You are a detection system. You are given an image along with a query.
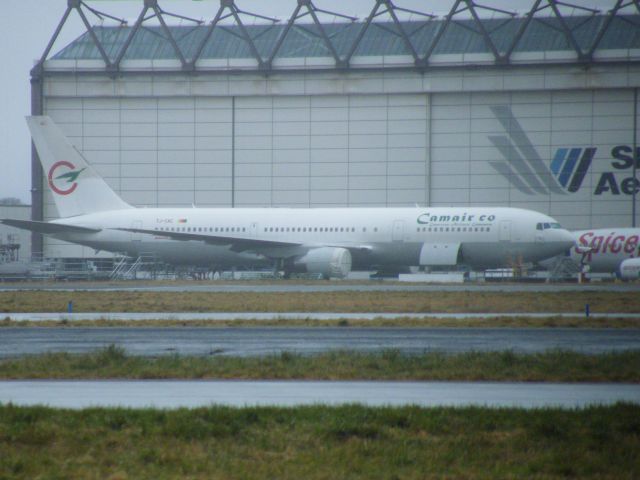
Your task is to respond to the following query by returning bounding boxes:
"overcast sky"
[0,0,609,204]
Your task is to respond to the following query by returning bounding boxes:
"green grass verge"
[2,290,640,314]
[2,347,639,382]
[1,403,639,479]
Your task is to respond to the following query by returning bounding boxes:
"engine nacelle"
[619,258,640,280]
[293,247,352,279]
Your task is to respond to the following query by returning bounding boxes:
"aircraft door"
[131,220,143,242]
[499,220,511,242]
[392,220,405,242]
[250,222,259,238]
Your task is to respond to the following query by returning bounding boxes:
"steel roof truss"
[174,25,203,43]
[227,7,267,69]
[465,2,503,61]
[38,0,128,74]
[533,16,569,34]
[392,5,436,19]
[39,0,640,75]
[547,0,589,61]
[618,15,640,26]
[250,23,279,42]
[306,4,343,63]
[82,3,127,24]
[34,4,73,77]
[111,1,199,72]
[156,8,203,25]
[588,0,637,59]
[268,1,349,70]
[293,23,327,41]
[189,1,277,71]
[571,15,599,31]
[482,17,516,35]
[371,22,407,38]
[512,0,601,62]
[384,2,421,65]
[234,7,280,23]
[313,7,357,22]
[113,5,150,71]
[504,0,542,61]
[140,25,172,41]
[348,0,434,68]
[344,1,390,67]
[422,0,465,65]
[76,5,115,68]
[150,5,189,68]
[266,3,305,69]
[218,25,251,42]
[189,4,227,70]
[554,1,599,14]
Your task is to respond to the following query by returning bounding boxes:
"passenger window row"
[263,226,379,233]
[157,226,247,233]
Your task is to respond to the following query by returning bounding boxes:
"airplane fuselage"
[51,206,574,270]
[571,228,640,273]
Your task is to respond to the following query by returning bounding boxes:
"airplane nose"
[558,229,576,246]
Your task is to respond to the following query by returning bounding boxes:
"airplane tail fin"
[26,116,132,218]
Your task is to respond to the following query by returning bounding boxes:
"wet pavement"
[1,327,639,357]
[1,380,637,409]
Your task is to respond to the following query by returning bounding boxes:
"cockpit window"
[537,222,563,230]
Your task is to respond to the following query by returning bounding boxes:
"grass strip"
[1,403,639,479]
[1,347,639,382]
[1,290,640,314]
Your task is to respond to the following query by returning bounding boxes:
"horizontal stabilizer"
[1,219,101,235]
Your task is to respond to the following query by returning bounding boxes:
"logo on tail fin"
[48,161,86,196]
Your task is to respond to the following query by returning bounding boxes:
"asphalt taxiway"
[1,380,638,409]
[2,327,639,357]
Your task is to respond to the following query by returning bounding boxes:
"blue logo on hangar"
[488,105,639,196]
[549,147,596,193]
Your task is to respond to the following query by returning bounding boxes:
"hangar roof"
[36,0,640,75]
[54,15,640,62]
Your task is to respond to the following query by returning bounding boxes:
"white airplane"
[1,116,575,278]
[571,228,640,279]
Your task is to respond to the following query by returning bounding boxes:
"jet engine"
[619,258,640,280]
[292,247,352,279]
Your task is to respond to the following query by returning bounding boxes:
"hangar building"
[31,0,640,260]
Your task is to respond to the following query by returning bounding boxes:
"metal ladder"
[548,256,581,282]
[110,256,142,280]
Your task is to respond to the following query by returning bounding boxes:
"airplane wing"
[116,226,373,257]
[1,219,101,235]
[116,226,301,253]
